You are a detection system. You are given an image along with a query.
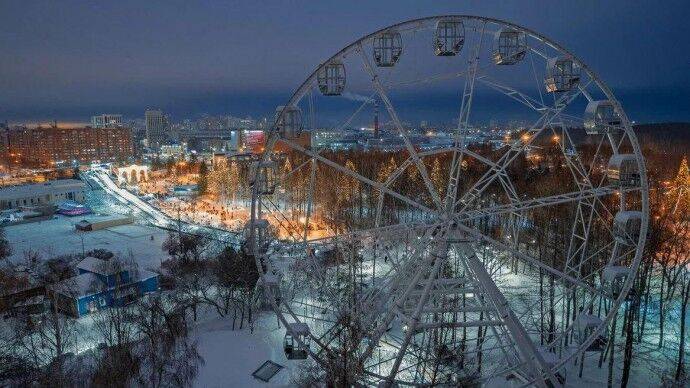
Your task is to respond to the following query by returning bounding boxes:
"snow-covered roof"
[603,266,630,281]
[575,314,603,329]
[287,322,309,335]
[51,272,104,297]
[137,269,158,282]
[77,256,118,276]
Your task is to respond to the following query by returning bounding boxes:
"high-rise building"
[145,109,168,150]
[91,114,123,128]
[1,125,134,167]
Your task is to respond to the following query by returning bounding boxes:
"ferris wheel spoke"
[454,222,603,297]
[445,22,486,211]
[454,85,587,213]
[358,44,445,211]
[381,239,449,383]
[477,76,584,124]
[454,185,621,224]
[358,225,446,366]
[462,250,563,388]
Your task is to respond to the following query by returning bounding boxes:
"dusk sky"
[1,0,688,123]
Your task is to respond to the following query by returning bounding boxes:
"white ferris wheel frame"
[249,15,649,387]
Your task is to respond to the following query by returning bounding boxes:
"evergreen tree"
[431,157,445,198]
[197,162,209,195]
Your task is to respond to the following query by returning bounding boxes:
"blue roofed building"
[49,256,159,317]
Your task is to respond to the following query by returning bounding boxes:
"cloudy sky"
[0,0,688,123]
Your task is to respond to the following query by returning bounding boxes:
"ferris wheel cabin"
[492,28,527,65]
[613,211,642,245]
[574,314,608,352]
[284,322,310,360]
[275,105,303,139]
[373,31,403,67]
[544,56,580,93]
[584,100,622,135]
[250,161,277,195]
[317,61,346,96]
[433,19,465,56]
[603,265,631,299]
[245,219,270,255]
[255,273,281,308]
[607,154,640,187]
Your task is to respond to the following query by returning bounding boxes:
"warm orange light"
[521,134,530,142]
[552,135,560,143]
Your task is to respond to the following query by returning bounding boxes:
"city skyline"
[1,0,689,123]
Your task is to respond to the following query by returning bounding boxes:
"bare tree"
[133,293,204,388]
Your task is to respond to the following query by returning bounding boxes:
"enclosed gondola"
[275,105,303,139]
[255,273,281,309]
[492,28,527,65]
[284,322,310,360]
[607,154,640,187]
[584,100,621,135]
[613,211,642,245]
[433,19,465,56]
[545,56,580,93]
[373,31,403,67]
[602,265,631,299]
[574,314,608,352]
[317,61,346,96]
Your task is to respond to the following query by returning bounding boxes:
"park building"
[0,179,86,210]
[49,256,159,317]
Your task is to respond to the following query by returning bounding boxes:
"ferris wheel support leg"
[464,252,562,388]
[383,240,448,385]
[359,226,443,363]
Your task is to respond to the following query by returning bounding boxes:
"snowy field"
[4,215,169,271]
[192,311,301,387]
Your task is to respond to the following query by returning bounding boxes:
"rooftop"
[0,179,85,199]
[76,256,120,276]
[51,272,103,297]
[4,215,168,271]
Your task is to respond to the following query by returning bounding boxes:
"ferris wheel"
[248,15,648,387]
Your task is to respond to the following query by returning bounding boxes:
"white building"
[0,179,86,210]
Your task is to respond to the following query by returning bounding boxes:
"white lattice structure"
[250,16,648,387]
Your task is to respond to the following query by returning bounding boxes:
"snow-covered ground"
[4,215,168,270]
[192,311,301,387]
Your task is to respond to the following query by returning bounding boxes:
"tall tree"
[197,162,209,195]
[0,227,11,261]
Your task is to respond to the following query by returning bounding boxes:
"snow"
[192,313,301,387]
[4,214,169,271]
[51,272,102,296]
[76,256,113,275]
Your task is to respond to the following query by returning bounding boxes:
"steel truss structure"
[249,15,648,387]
